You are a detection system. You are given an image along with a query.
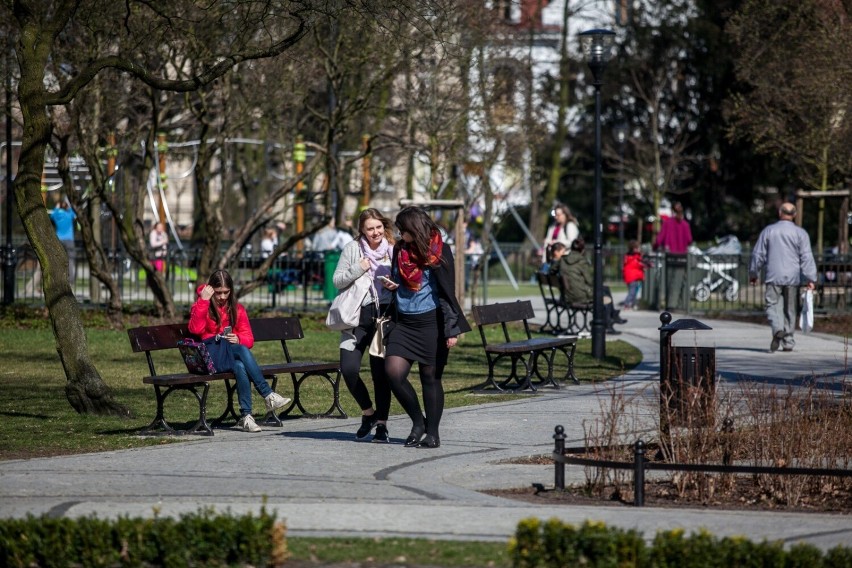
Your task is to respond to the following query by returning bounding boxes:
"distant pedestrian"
[621,239,646,310]
[149,222,169,273]
[541,203,579,270]
[748,203,817,352]
[654,202,692,310]
[49,199,77,283]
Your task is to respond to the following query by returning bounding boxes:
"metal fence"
[3,240,849,314]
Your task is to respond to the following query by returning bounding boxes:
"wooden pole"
[156,132,167,225]
[360,134,371,209]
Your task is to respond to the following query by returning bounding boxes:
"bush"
[509,518,851,568]
[0,507,287,567]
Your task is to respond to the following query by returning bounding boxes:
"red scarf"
[398,230,443,291]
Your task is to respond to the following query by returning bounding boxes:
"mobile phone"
[223,326,232,335]
[379,275,396,286]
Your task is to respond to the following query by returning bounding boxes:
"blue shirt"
[394,267,439,314]
[49,207,76,242]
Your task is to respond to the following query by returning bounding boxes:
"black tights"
[385,355,444,438]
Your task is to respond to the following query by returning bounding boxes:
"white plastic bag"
[325,273,371,330]
[799,289,813,334]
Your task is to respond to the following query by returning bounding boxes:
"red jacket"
[188,285,254,348]
[623,252,645,285]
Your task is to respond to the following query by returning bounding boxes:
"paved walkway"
[0,297,849,551]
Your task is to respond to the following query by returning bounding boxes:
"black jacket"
[392,242,471,339]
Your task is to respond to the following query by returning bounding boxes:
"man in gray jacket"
[748,203,817,352]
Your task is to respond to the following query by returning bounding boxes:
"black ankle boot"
[417,434,440,448]
[404,423,425,447]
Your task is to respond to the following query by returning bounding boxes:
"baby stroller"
[689,235,741,302]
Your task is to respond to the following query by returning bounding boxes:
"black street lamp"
[3,40,15,306]
[579,29,616,360]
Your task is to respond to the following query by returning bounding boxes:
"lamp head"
[579,29,616,86]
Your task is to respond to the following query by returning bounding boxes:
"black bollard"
[634,439,646,506]
[554,425,566,490]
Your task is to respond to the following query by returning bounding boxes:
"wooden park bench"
[535,272,592,336]
[471,300,579,392]
[127,316,345,436]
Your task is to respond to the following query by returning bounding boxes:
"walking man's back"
[748,203,817,352]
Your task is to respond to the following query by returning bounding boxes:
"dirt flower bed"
[486,478,852,514]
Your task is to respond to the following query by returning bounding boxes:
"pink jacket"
[187,284,254,347]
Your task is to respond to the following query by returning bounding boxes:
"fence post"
[634,439,646,506]
[722,417,734,466]
[554,425,566,490]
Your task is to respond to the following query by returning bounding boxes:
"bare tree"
[726,0,852,252]
[5,0,308,414]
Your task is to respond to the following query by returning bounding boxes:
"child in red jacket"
[189,269,290,432]
[622,240,646,310]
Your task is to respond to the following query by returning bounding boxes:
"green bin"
[323,250,341,300]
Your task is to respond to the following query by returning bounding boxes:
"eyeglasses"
[213,288,231,296]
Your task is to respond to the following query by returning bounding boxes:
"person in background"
[654,201,692,310]
[260,227,279,259]
[464,234,484,289]
[189,270,291,432]
[149,222,169,273]
[49,199,77,283]
[748,203,817,353]
[621,239,646,310]
[551,237,625,334]
[309,218,352,252]
[332,208,396,443]
[541,203,579,270]
[386,206,471,449]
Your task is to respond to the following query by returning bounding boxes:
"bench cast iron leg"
[277,372,347,419]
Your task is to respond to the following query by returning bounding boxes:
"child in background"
[622,239,645,310]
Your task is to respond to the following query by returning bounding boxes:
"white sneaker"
[236,415,262,433]
[264,392,291,413]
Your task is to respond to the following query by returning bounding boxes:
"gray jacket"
[748,220,817,286]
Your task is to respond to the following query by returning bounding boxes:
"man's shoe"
[612,310,628,324]
[770,331,784,352]
[355,414,377,440]
[236,415,262,433]
[264,392,291,414]
[782,347,794,352]
[372,423,390,443]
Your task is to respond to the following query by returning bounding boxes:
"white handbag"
[325,249,372,331]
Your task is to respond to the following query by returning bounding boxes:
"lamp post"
[579,28,616,360]
[3,40,15,305]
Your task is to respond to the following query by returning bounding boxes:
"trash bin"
[323,250,340,301]
[658,312,715,434]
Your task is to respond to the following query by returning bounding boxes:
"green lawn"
[0,308,640,460]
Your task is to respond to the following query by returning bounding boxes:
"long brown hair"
[394,206,442,266]
[207,269,238,327]
[358,208,395,245]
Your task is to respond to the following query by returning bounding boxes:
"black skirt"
[386,309,441,367]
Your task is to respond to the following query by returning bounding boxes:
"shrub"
[0,507,286,568]
[510,518,850,568]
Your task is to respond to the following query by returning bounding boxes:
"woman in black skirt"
[385,206,471,448]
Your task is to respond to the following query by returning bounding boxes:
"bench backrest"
[127,316,304,353]
[127,316,305,376]
[471,301,535,345]
[472,300,535,326]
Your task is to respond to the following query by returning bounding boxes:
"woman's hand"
[200,284,214,301]
[446,336,458,348]
[360,258,370,271]
[224,332,239,344]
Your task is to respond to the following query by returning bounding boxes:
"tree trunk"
[14,20,130,415]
